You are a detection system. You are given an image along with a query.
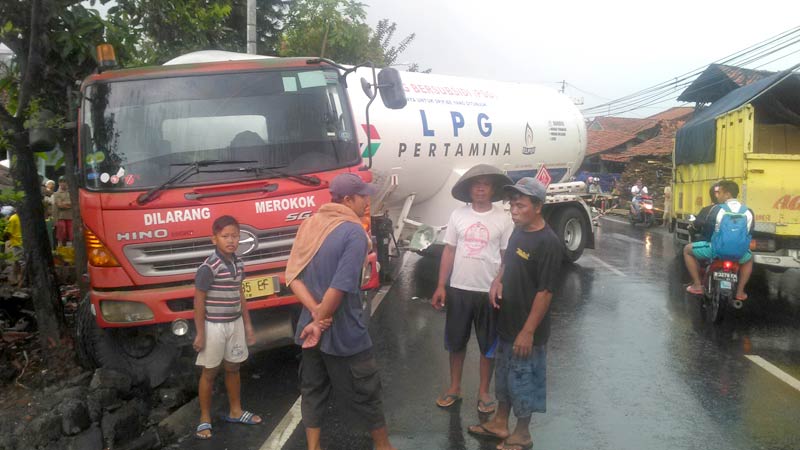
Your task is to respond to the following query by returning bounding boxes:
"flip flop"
[195,422,212,440]
[223,410,261,425]
[467,424,508,440]
[436,393,462,408]
[735,293,748,301]
[478,399,498,414]
[685,285,703,295]
[500,441,533,450]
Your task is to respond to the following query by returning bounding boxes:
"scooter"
[629,194,654,227]
[688,216,744,323]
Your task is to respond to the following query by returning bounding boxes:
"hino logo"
[238,230,258,256]
[117,229,168,241]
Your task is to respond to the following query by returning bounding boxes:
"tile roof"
[677,64,774,104]
[587,129,637,155]
[645,106,694,122]
[601,119,686,162]
[589,116,656,134]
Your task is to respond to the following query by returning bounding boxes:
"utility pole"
[247,0,256,54]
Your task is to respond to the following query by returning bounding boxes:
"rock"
[116,428,160,450]
[66,371,93,387]
[146,408,170,427]
[58,400,90,436]
[101,400,145,447]
[87,388,119,422]
[65,424,103,450]
[23,412,62,448]
[55,386,88,405]
[90,368,132,395]
[156,387,186,409]
[0,433,17,450]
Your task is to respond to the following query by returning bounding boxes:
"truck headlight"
[100,300,154,323]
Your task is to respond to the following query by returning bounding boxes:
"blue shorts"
[691,241,752,263]
[494,339,547,418]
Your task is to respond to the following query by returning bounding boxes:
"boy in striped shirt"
[193,215,261,439]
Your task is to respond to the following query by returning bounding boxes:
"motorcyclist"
[683,180,754,301]
[630,178,648,215]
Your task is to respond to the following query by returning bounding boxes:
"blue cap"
[330,173,378,198]
[504,177,547,202]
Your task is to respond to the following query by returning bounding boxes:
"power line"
[584,35,800,116]
[581,26,800,115]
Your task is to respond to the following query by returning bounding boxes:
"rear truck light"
[171,319,190,336]
[100,300,154,323]
[750,238,776,252]
[85,228,120,267]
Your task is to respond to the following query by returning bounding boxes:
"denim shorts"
[494,339,547,418]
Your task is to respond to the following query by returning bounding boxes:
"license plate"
[720,280,732,290]
[713,272,738,282]
[242,276,280,300]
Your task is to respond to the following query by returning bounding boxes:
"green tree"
[0,0,111,362]
[108,0,290,64]
[280,0,383,64]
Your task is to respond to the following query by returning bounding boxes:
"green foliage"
[107,0,289,65]
[280,0,384,65]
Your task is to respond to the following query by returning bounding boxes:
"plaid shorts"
[494,339,547,418]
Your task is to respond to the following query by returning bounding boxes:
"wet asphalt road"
[171,216,800,450]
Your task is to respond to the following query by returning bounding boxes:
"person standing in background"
[53,176,73,247]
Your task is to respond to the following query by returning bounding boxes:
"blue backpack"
[711,203,751,260]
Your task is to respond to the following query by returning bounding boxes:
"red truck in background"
[74,49,405,386]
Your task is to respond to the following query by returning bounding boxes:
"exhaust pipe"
[733,300,744,309]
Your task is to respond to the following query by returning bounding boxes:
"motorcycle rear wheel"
[705,291,725,324]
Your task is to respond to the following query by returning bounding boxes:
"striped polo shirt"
[195,249,245,323]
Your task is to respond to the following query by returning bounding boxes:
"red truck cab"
[75,55,400,385]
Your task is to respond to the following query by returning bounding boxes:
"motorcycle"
[629,194,654,227]
[688,215,743,323]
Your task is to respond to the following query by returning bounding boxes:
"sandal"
[500,441,533,450]
[685,285,703,295]
[195,422,212,440]
[223,410,262,425]
[478,399,498,414]
[436,393,462,408]
[467,424,508,440]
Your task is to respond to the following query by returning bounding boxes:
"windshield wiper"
[254,166,323,186]
[136,159,257,205]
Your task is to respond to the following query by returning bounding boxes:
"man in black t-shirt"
[467,177,564,450]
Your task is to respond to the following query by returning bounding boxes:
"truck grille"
[123,225,298,277]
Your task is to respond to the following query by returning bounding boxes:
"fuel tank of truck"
[348,68,587,227]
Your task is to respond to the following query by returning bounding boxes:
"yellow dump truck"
[672,70,800,271]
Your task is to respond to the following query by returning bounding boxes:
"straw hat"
[451,164,512,203]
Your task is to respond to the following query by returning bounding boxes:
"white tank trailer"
[347,68,593,262]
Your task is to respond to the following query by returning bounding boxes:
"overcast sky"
[365,0,800,117]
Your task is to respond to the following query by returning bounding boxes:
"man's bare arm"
[513,290,552,358]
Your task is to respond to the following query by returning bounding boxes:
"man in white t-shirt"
[630,178,648,212]
[431,164,514,415]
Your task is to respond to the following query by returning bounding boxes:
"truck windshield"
[80,69,358,190]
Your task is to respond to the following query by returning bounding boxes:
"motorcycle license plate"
[243,276,280,300]
[719,280,732,290]
[712,272,738,282]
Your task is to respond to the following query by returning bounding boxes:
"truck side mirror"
[377,68,407,110]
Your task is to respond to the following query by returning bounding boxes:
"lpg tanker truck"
[72,50,591,385]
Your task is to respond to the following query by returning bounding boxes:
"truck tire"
[75,295,179,387]
[552,207,588,262]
